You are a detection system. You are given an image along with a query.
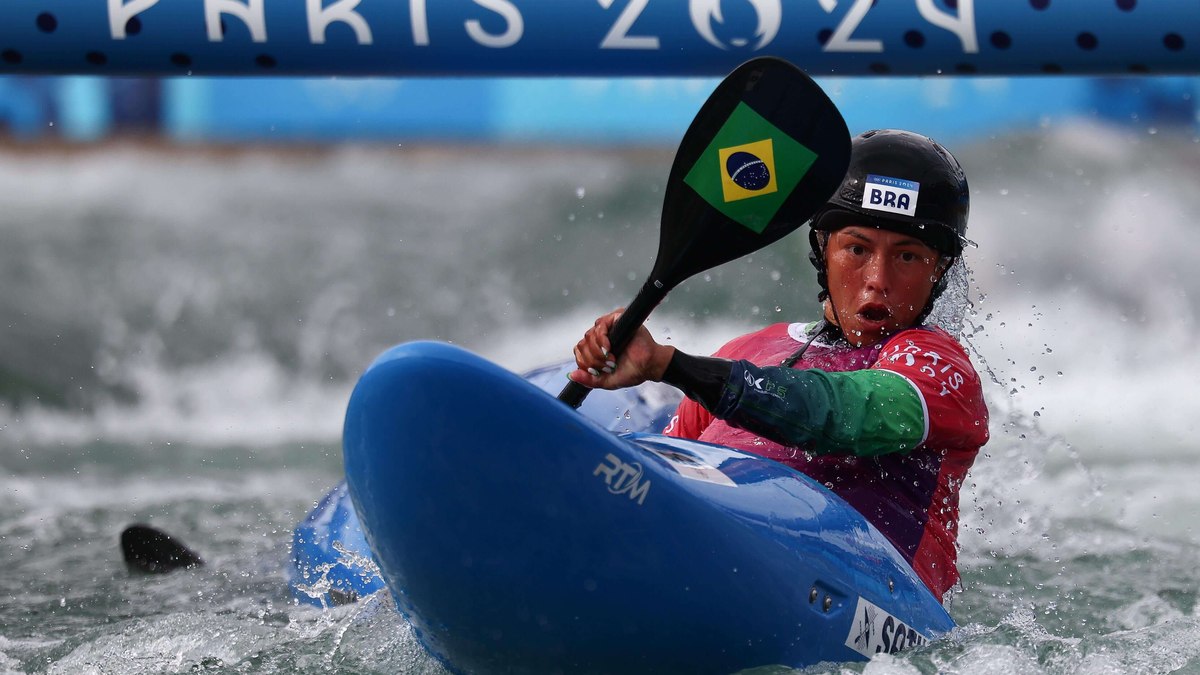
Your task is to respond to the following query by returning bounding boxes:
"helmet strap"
[825,292,851,343]
[807,228,829,302]
[811,228,860,345]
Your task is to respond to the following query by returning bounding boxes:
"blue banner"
[0,0,1195,76]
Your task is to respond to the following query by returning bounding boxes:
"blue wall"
[0,75,1195,144]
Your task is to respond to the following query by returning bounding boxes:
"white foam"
[1,351,351,446]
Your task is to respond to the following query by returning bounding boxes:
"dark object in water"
[120,524,204,574]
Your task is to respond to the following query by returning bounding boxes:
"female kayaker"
[570,129,990,601]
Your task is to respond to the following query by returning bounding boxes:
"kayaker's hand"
[569,309,675,390]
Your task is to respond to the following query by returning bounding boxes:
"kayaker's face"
[822,226,943,347]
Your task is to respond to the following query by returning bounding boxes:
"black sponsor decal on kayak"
[844,596,931,658]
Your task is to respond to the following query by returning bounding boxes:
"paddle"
[120,524,205,574]
[558,57,851,408]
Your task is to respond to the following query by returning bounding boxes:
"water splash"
[292,540,383,609]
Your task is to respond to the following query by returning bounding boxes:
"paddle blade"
[653,57,851,288]
[559,58,848,408]
[120,524,204,574]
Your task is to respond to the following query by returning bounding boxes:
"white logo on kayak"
[593,453,650,506]
[844,596,931,658]
[651,448,737,488]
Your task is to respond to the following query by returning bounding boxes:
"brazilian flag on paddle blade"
[684,102,818,234]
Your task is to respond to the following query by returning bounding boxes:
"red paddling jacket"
[663,321,989,600]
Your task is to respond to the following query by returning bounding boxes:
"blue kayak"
[292,341,954,672]
[289,356,680,608]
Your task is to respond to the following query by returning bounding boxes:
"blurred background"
[0,75,1195,143]
[0,73,1196,443]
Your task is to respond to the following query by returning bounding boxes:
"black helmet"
[807,129,970,307]
[810,129,969,256]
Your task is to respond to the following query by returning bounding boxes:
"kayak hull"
[340,341,953,673]
[288,359,680,608]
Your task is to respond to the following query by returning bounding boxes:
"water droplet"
[575,187,586,199]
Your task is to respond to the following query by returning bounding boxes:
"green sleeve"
[710,360,926,457]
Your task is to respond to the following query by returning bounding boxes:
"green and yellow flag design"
[684,102,818,234]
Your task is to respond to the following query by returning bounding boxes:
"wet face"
[822,226,944,347]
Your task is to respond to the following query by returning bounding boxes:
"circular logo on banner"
[689,0,782,50]
[726,151,771,191]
